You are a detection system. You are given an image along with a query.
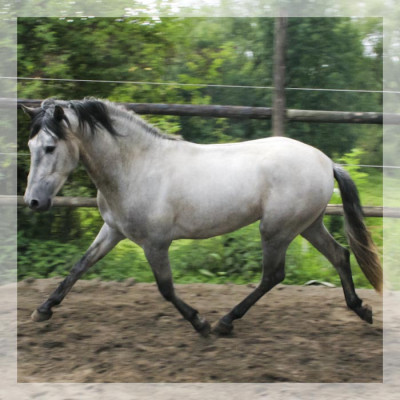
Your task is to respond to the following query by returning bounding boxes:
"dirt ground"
[17,278,382,383]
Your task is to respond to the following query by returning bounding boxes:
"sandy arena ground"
[17,278,382,383]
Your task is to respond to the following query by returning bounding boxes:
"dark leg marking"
[301,217,373,324]
[213,237,288,335]
[144,244,211,336]
[32,224,124,322]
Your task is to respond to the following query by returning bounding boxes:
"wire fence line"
[2,75,395,94]
[7,97,392,171]
[0,152,396,170]
[3,98,395,169]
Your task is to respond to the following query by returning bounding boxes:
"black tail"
[333,164,382,293]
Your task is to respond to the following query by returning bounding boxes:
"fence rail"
[1,196,399,218]
[10,98,395,218]
[14,99,400,124]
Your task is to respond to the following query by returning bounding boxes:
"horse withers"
[22,98,382,336]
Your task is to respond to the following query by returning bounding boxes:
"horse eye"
[45,146,56,154]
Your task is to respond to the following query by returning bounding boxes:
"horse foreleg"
[213,238,288,335]
[144,243,211,337]
[31,223,124,322]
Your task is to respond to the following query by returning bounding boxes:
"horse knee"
[274,268,285,284]
[259,268,285,291]
[342,247,350,263]
[157,282,175,302]
[331,246,351,271]
[334,244,349,262]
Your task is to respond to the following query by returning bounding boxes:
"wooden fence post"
[272,15,288,136]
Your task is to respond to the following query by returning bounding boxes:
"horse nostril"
[29,199,40,209]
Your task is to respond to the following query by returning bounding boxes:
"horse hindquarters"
[213,149,335,334]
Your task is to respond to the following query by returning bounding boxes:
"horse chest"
[97,192,161,244]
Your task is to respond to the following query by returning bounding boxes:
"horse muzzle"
[24,195,52,212]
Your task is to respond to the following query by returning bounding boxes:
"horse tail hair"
[333,164,382,293]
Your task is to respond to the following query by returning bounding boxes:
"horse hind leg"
[301,217,373,324]
[213,234,289,335]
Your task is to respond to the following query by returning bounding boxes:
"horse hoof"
[192,316,211,337]
[354,304,373,324]
[31,308,53,322]
[212,319,233,336]
[197,319,211,337]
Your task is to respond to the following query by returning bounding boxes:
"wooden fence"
[2,196,399,218]
[14,97,398,218]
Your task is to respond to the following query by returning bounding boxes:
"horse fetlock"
[346,296,362,310]
[191,315,211,337]
[31,307,53,322]
[353,304,373,324]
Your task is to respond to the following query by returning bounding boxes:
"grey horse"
[22,98,382,336]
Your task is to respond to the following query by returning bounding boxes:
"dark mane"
[29,98,180,141]
[29,100,69,139]
[29,98,118,140]
[69,98,119,137]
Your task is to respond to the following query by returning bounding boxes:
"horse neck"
[75,113,169,197]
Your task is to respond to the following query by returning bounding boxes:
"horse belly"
[171,174,265,239]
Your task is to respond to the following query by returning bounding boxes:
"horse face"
[24,129,79,211]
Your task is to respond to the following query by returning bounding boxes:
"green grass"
[17,217,381,290]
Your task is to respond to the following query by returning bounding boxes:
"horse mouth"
[40,198,52,211]
[45,198,52,211]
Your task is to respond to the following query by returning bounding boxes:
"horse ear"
[53,105,65,122]
[20,104,40,119]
